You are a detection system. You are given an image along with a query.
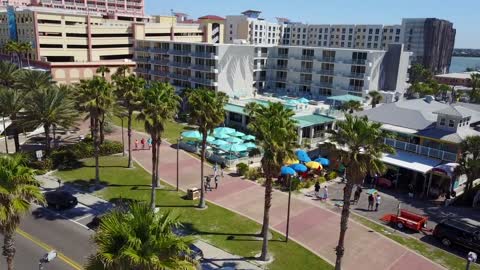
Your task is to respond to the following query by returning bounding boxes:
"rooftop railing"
[384,138,458,162]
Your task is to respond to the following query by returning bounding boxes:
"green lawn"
[352,215,480,270]
[55,156,332,270]
[111,115,194,143]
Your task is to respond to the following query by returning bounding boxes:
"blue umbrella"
[214,127,235,134]
[289,163,308,172]
[226,137,244,144]
[231,131,246,137]
[315,157,330,166]
[220,144,248,152]
[242,135,256,141]
[295,150,311,163]
[281,166,296,176]
[285,99,299,106]
[214,132,230,139]
[211,139,228,146]
[181,130,201,140]
[242,142,256,149]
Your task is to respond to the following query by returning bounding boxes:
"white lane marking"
[33,204,92,230]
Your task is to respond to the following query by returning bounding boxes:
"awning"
[431,163,459,178]
[381,150,442,174]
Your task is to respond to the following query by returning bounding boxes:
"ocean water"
[450,56,480,73]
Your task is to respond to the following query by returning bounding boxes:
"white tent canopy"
[381,150,442,174]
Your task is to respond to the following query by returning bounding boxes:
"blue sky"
[145,0,479,49]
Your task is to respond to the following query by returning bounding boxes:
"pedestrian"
[314,181,321,198]
[353,186,362,204]
[214,175,219,189]
[368,193,374,211]
[220,164,225,178]
[141,138,146,149]
[134,139,139,150]
[147,137,152,149]
[322,186,329,201]
[205,176,211,192]
[375,194,381,211]
[213,163,218,177]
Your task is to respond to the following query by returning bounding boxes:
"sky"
[145,0,480,49]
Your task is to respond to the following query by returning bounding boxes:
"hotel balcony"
[270,54,289,59]
[293,67,313,73]
[134,67,150,74]
[316,57,336,63]
[191,65,217,72]
[190,77,217,86]
[169,62,191,68]
[170,73,191,81]
[149,59,169,65]
[151,47,169,54]
[169,50,191,56]
[384,138,458,162]
[316,69,335,76]
[191,52,217,58]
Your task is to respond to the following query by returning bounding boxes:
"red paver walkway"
[93,122,445,270]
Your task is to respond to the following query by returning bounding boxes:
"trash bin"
[187,188,200,200]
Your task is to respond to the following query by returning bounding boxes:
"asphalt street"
[0,202,98,270]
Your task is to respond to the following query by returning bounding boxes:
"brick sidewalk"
[85,122,445,270]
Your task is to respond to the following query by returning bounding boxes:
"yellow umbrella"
[284,158,299,165]
[306,161,322,170]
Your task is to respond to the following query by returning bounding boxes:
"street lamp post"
[286,175,292,242]
[466,252,477,270]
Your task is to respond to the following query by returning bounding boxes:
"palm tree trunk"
[11,115,20,152]
[127,111,133,168]
[99,113,105,144]
[3,230,15,270]
[90,116,94,138]
[44,124,50,156]
[260,175,273,261]
[93,116,100,185]
[150,137,157,210]
[334,180,355,270]
[52,124,57,150]
[2,116,9,154]
[198,135,207,209]
[155,140,161,187]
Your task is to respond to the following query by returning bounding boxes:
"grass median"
[111,116,193,143]
[55,156,333,270]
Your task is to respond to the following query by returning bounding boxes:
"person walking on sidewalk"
[353,186,362,204]
[147,137,152,150]
[134,139,139,150]
[375,194,382,211]
[140,138,146,149]
[214,175,219,189]
[322,186,329,201]
[314,181,321,198]
[368,193,375,211]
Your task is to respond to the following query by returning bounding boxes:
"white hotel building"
[133,40,411,99]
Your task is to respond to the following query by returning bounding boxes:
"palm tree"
[96,65,111,79]
[76,76,115,185]
[0,87,26,152]
[327,115,395,270]
[23,85,78,155]
[455,136,480,196]
[246,102,298,261]
[368,91,382,108]
[469,73,480,103]
[86,202,195,270]
[18,42,32,67]
[114,75,145,168]
[112,65,131,80]
[186,88,228,209]
[340,100,363,114]
[0,61,21,88]
[3,41,21,65]
[0,154,45,270]
[137,82,180,210]
[16,70,53,94]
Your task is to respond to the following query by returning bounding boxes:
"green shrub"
[326,171,337,181]
[99,140,124,156]
[29,158,53,171]
[50,150,80,169]
[317,176,327,184]
[245,167,262,180]
[236,163,249,176]
[289,177,301,191]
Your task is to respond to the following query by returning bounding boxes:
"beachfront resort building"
[356,97,480,200]
[133,40,411,99]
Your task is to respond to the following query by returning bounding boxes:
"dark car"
[45,191,78,210]
[433,218,480,254]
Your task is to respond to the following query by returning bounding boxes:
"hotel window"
[439,118,446,126]
[449,120,455,128]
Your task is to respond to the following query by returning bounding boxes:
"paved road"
[1,202,97,270]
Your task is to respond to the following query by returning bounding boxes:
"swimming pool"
[244,99,297,110]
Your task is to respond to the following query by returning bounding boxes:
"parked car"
[45,191,78,210]
[433,218,480,254]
